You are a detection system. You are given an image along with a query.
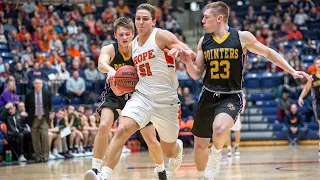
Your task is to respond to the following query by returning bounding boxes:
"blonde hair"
[6,80,16,92]
[113,17,134,33]
[206,1,229,23]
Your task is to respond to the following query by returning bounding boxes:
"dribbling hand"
[106,68,116,83]
[109,76,125,96]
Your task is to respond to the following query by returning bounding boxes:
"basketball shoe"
[234,145,240,156]
[227,146,232,157]
[154,167,168,180]
[167,139,183,173]
[84,168,100,180]
[204,146,222,178]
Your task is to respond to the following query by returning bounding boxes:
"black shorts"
[96,89,129,121]
[312,99,320,120]
[191,89,243,138]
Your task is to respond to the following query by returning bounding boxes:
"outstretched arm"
[98,45,116,75]
[298,80,312,107]
[240,31,312,81]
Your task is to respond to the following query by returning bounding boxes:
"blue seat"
[52,96,62,106]
[273,123,283,131]
[256,100,278,107]
[262,107,277,115]
[249,92,273,101]
[266,115,278,123]
[0,43,8,51]
[244,73,260,88]
[301,55,316,63]
[305,130,319,140]
[192,94,199,102]
[86,81,93,91]
[307,122,319,131]
[275,131,287,140]
[260,72,280,88]
[72,97,83,105]
[1,52,13,60]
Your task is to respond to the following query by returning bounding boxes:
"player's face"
[202,9,221,33]
[135,9,156,36]
[315,60,320,71]
[115,26,133,47]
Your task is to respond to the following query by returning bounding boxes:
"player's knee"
[194,142,208,152]
[115,125,131,137]
[214,125,228,138]
[98,121,112,134]
[83,130,89,137]
[146,139,159,151]
[163,148,175,158]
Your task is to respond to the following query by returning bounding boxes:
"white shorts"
[230,116,242,131]
[121,91,180,143]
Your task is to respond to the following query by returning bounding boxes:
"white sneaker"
[168,139,183,173]
[234,146,240,156]
[18,155,27,162]
[204,147,222,178]
[227,149,232,157]
[53,153,65,159]
[84,169,100,180]
[122,146,131,153]
[198,176,213,180]
[49,153,57,160]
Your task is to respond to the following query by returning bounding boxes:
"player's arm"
[298,80,312,107]
[98,45,116,75]
[157,29,196,61]
[240,31,312,81]
[183,37,205,80]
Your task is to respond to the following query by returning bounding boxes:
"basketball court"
[1,146,319,179]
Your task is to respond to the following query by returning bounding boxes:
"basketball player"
[173,2,311,179]
[226,96,246,157]
[84,17,168,180]
[99,4,196,180]
[298,57,320,156]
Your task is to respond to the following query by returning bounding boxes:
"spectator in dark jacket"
[0,102,29,161]
[283,104,306,146]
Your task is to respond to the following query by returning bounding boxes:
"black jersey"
[311,74,320,100]
[110,42,134,70]
[105,42,134,91]
[201,27,246,93]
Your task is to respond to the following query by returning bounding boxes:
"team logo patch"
[228,103,235,111]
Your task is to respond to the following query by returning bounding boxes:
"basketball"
[114,65,139,93]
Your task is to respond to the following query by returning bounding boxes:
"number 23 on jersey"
[210,60,230,79]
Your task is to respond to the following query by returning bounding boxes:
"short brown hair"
[206,1,229,23]
[136,3,156,20]
[113,17,134,33]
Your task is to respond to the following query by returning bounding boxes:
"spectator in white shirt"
[294,8,309,25]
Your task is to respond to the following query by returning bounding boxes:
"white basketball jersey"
[132,28,179,98]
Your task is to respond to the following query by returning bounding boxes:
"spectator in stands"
[255,16,266,30]
[0,29,7,43]
[33,27,43,42]
[309,7,320,21]
[25,78,52,162]
[182,87,195,117]
[76,27,88,44]
[69,8,82,22]
[49,50,64,65]
[82,0,94,14]
[102,2,117,23]
[101,34,115,47]
[67,43,80,60]
[0,81,19,109]
[4,18,16,33]
[28,62,45,83]
[0,0,13,13]
[176,62,189,80]
[38,35,51,53]
[165,15,180,30]
[66,71,89,103]
[278,71,298,98]
[13,62,28,84]
[67,20,78,35]
[84,61,101,81]
[294,8,309,25]
[169,22,182,35]
[57,62,70,81]
[251,55,268,72]
[287,25,303,41]
[22,33,34,51]
[277,92,292,122]
[50,34,64,56]
[255,30,265,44]
[260,5,270,20]
[298,0,316,11]
[0,102,29,161]
[116,0,132,16]
[66,105,83,156]
[22,0,37,18]
[8,30,23,54]
[10,54,20,73]
[78,40,89,54]
[0,63,10,83]
[245,5,257,23]
[48,110,64,160]
[283,104,306,146]
[302,39,317,55]
[67,33,79,48]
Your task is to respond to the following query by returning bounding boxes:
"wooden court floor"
[0,146,320,180]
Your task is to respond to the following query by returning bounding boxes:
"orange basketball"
[114,65,139,93]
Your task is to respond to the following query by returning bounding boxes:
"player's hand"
[109,76,126,96]
[177,49,193,65]
[298,98,304,107]
[164,48,180,59]
[106,68,116,83]
[291,71,313,81]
